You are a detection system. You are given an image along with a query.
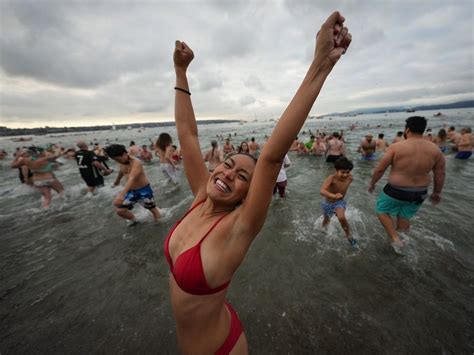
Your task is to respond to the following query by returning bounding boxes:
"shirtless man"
[392,131,404,144]
[447,126,459,143]
[222,138,235,158]
[357,133,376,160]
[105,144,160,225]
[248,137,260,157]
[128,141,142,159]
[325,132,345,163]
[455,126,472,159]
[368,116,445,250]
[375,133,389,153]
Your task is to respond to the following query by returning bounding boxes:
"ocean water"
[0,108,473,353]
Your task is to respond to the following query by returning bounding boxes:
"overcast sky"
[0,0,473,128]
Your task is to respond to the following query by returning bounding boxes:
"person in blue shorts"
[105,144,160,226]
[320,157,356,246]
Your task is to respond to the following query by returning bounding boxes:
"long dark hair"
[157,133,172,151]
[211,140,218,158]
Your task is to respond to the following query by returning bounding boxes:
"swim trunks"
[160,163,178,184]
[360,152,376,161]
[455,151,472,160]
[33,178,55,188]
[321,199,347,217]
[376,183,427,219]
[326,154,342,163]
[118,184,156,210]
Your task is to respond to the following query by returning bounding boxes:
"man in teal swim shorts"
[368,116,446,250]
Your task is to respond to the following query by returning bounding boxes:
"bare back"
[388,137,442,187]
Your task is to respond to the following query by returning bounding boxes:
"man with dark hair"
[368,116,446,251]
[105,144,160,225]
[76,140,113,194]
[325,132,345,163]
[392,131,404,144]
[375,133,389,153]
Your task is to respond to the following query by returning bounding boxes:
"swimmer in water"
[141,145,153,163]
[274,154,291,198]
[75,141,113,194]
[368,116,446,250]
[433,129,448,153]
[105,144,160,225]
[156,133,179,184]
[392,131,404,144]
[248,137,260,158]
[455,126,472,159]
[167,12,351,353]
[375,133,389,153]
[204,140,224,172]
[320,157,356,246]
[325,132,345,163]
[223,138,235,158]
[357,133,376,160]
[11,146,64,208]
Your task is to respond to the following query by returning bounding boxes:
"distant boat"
[406,108,415,112]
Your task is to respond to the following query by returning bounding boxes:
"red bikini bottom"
[215,302,244,355]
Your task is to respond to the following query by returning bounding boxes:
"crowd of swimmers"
[0,12,473,352]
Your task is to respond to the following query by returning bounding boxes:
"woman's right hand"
[174,41,194,71]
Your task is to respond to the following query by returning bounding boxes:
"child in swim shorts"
[320,157,357,246]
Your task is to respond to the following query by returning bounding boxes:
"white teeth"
[216,178,230,193]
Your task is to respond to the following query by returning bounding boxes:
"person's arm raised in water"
[173,41,209,198]
[235,11,351,240]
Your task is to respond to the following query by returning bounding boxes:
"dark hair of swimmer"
[438,129,447,139]
[378,133,384,139]
[405,116,427,134]
[157,133,172,152]
[448,126,455,131]
[396,131,403,136]
[130,141,135,146]
[332,132,340,138]
[104,144,127,158]
[226,152,257,164]
[334,156,353,171]
[251,137,255,142]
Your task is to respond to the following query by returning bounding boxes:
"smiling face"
[206,154,256,205]
[336,169,351,180]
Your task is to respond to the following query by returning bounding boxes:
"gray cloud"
[0,0,472,128]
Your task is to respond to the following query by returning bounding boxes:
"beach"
[1,108,473,353]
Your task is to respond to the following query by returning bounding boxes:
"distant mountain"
[328,100,474,116]
[0,119,239,137]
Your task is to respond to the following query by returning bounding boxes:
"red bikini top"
[164,200,230,295]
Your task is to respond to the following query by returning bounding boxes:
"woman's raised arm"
[236,12,352,239]
[174,41,209,197]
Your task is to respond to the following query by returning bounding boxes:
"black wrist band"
[174,87,191,96]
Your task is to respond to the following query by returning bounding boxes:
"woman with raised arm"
[165,11,351,354]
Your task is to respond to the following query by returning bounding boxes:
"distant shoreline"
[0,120,240,138]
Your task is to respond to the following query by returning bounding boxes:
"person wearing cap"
[357,133,377,160]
